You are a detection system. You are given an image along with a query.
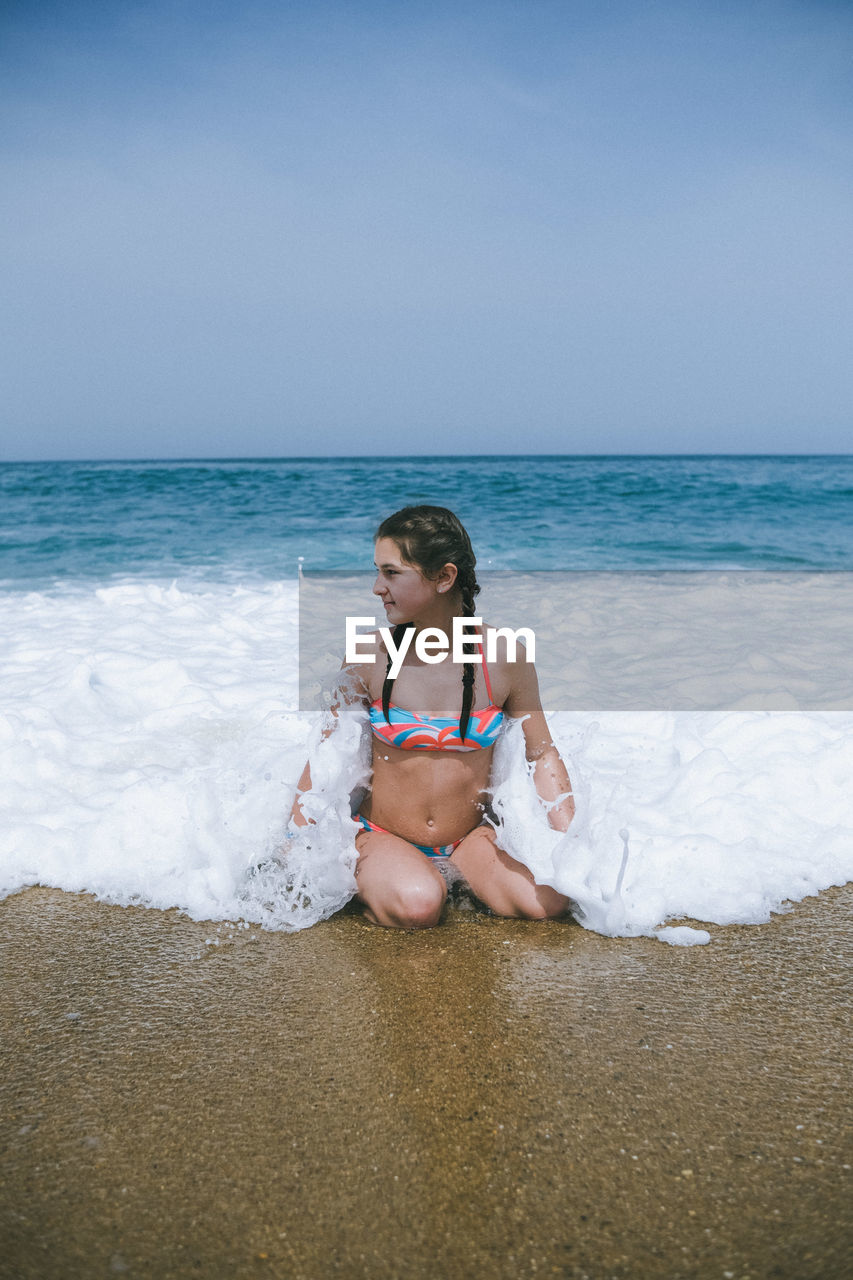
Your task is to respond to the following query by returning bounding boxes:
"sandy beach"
[1,885,851,1279]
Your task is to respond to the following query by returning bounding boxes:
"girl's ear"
[436,562,459,593]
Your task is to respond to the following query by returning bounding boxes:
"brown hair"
[375,505,481,742]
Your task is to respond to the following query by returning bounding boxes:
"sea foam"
[1,580,852,943]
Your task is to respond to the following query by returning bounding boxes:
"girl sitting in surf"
[291,505,575,929]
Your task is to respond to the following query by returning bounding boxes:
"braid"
[381,623,412,723]
[457,569,480,745]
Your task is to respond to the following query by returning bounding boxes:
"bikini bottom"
[355,812,463,859]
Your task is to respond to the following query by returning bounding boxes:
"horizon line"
[3,452,853,466]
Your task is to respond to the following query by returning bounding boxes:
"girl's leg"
[354,827,447,929]
[450,825,571,920]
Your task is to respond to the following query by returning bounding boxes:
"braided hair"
[376,506,481,743]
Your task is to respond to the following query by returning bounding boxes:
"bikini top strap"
[478,636,495,704]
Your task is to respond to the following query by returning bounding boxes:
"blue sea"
[2,455,853,589]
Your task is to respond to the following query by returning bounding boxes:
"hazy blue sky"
[2,0,852,459]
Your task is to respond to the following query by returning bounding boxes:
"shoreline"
[1,884,851,1278]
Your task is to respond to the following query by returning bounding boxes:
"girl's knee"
[518,888,572,921]
[387,877,446,929]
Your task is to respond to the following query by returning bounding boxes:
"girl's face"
[373,537,452,626]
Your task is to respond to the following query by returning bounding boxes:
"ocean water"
[1,455,852,943]
[3,455,853,588]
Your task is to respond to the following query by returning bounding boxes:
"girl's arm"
[503,648,575,832]
[289,656,373,828]
[289,757,315,828]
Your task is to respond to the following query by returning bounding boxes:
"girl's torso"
[359,627,505,846]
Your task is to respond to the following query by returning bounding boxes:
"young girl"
[292,505,575,929]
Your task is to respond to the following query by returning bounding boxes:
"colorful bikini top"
[369,643,504,752]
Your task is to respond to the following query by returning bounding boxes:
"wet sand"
[1,886,851,1280]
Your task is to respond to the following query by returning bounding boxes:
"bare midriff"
[361,742,494,846]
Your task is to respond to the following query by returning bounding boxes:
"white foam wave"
[1,581,852,943]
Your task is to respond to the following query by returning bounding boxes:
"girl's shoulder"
[478,619,538,708]
[479,620,535,666]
